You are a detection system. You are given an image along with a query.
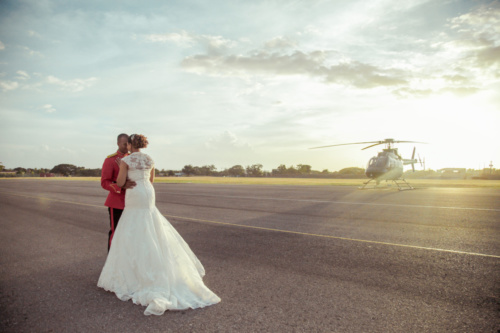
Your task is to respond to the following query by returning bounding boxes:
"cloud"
[182,49,406,89]
[394,86,479,98]
[322,60,407,88]
[46,75,98,92]
[264,36,297,50]
[144,30,235,54]
[15,70,30,80]
[439,86,480,96]
[408,2,500,96]
[166,3,499,98]
[21,46,43,57]
[27,30,41,38]
[41,104,56,113]
[205,130,252,151]
[442,74,468,83]
[476,45,500,68]
[449,1,500,35]
[0,41,4,50]
[196,130,258,167]
[145,31,195,44]
[0,73,97,93]
[0,80,19,91]
[446,1,500,69]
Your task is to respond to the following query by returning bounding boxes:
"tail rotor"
[404,147,423,172]
[411,147,416,172]
[418,154,426,171]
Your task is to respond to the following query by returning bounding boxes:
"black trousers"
[108,207,124,251]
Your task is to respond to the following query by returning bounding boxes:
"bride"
[97,134,220,315]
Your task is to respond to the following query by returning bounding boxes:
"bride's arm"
[150,167,155,183]
[116,162,128,187]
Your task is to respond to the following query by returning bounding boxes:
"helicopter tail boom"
[402,147,418,172]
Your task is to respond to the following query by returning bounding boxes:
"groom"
[101,133,136,251]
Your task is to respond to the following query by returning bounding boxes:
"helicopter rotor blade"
[395,141,428,144]
[361,142,384,150]
[309,141,380,149]
[411,147,416,160]
[310,139,428,150]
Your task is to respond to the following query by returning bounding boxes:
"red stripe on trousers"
[109,209,115,248]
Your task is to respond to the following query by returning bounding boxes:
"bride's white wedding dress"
[98,152,220,315]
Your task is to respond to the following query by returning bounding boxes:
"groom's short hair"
[117,133,129,142]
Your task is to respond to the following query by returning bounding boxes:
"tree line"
[0,163,366,178]
[178,164,365,178]
[2,163,499,179]
[0,164,101,177]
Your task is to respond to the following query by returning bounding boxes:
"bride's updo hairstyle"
[128,134,149,149]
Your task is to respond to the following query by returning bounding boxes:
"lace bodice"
[122,152,154,170]
[122,152,155,181]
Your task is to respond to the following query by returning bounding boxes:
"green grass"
[3,176,500,188]
[155,177,365,186]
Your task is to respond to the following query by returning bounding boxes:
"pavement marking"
[0,191,104,208]
[2,190,499,259]
[165,214,500,259]
[156,192,500,212]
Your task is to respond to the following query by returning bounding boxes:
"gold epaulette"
[107,152,118,158]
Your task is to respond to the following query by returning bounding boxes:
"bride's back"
[122,152,155,209]
[123,152,154,182]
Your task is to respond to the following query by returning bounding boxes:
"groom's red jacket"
[101,150,129,209]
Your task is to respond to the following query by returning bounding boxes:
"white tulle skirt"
[97,206,220,315]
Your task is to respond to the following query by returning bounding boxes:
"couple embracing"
[98,133,220,316]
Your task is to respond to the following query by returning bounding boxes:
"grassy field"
[2,176,500,188]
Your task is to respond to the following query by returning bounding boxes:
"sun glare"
[411,93,498,170]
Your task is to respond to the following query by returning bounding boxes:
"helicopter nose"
[366,168,384,178]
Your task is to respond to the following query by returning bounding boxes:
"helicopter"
[310,138,426,190]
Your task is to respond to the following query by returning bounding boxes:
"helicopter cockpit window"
[376,156,388,167]
[368,157,377,167]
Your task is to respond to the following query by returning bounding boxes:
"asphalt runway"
[0,179,499,332]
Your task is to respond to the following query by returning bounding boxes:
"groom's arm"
[116,162,128,188]
[101,158,121,194]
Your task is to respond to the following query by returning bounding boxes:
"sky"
[0,0,499,172]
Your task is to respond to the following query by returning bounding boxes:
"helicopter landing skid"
[392,178,414,191]
[359,178,414,191]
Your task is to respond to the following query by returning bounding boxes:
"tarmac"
[0,179,499,332]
